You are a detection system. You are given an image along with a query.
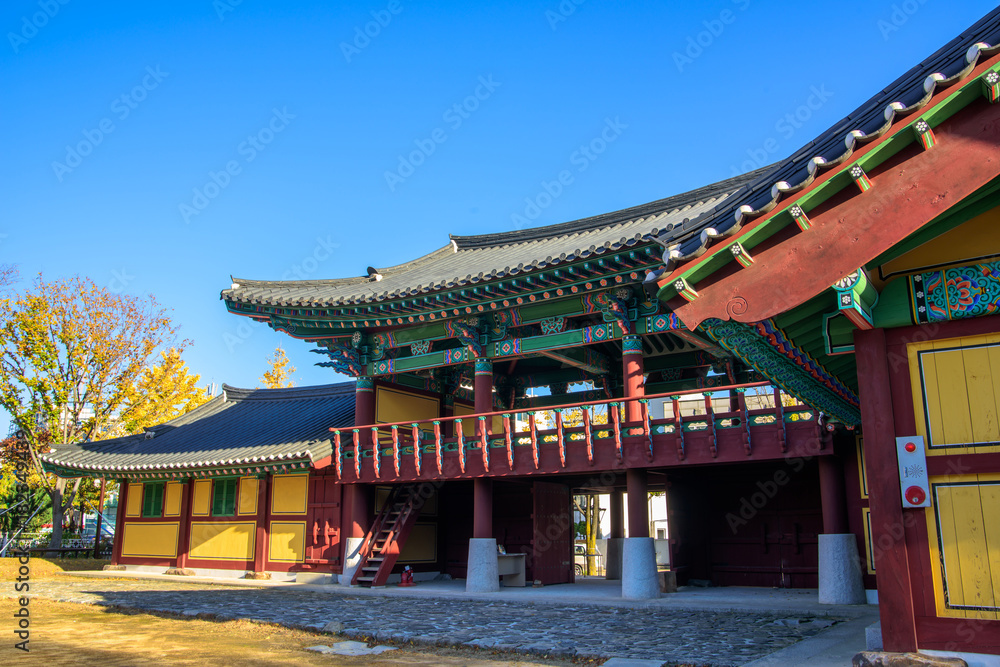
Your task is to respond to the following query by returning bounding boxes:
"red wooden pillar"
[818,455,848,534]
[609,489,624,539]
[622,335,645,423]
[252,475,270,573]
[473,359,494,538]
[344,483,371,539]
[355,377,375,445]
[175,479,193,569]
[474,358,493,414]
[855,328,918,652]
[626,468,649,538]
[473,478,493,539]
[111,479,128,565]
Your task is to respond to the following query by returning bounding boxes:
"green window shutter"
[152,483,163,516]
[142,483,164,518]
[212,479,238,516]
[225,479,237,515]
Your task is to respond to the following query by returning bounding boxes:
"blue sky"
[1,0,996,429]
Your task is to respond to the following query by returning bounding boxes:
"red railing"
[329,382,822,480]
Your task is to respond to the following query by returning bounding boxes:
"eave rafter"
[657,59,1000,331]
[223,247,662,331]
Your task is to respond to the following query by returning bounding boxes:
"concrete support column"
[622,468,658,599]
[626,468,649,538]
[355,377,375,446]
[817,454,865,604]
[606,489,624,580]
[468,472,498,592]
[341,483,371,586]
[622,537,659,599]
[622,334,644,423]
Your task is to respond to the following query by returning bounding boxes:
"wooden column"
[175,479,193,569]
[622,335,645,423]
[344,483,371,539]
[252,475,270,573]
[473,478,493,539]
[818,455,848,534]
[609,489,624,539]
[355,376,375,445]
[474,359,493,415]
[855,328,918,652]
[111,479,128,565]
[626,468,649,538]
[473,359,494,539]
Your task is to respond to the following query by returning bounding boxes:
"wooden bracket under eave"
[982,69,1000,103]
[912,118,936,150]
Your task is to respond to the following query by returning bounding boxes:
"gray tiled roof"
[222,168,769,307]
[41,383,355,475]
[222,7,1000,308]
[663,9,1000,265]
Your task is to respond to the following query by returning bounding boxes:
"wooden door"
[531,481,573,585]
[305,475,341,566]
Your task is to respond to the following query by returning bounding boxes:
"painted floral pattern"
[912,261,1000,323]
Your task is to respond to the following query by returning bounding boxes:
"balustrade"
[329,382,823,481]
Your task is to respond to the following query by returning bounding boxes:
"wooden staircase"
[351,484,422,587]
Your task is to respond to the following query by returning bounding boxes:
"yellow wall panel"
[376,386,440,424]
[399,523,437,563]
[951,484,995,614]
[453,404,501,437]
[188,521,255,561]
[909,334,1000,454]
[927,476,1000,619]
[125,483,143,517]
[862,508,875,574]
[121,522,179,558]
[163,482,183,517]
[962,342,1000,447]
[876,207,1000,284]
[271,474,308,515]
[268,521,306,563]
[238,477,258,516]
[191,479,212,516]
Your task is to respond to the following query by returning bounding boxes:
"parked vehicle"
[574,543,587,575]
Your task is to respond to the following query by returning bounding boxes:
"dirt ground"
[0,559,596,666]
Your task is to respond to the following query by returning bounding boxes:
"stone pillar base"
[818,533,866,604]
[466,538,500,593]
[341,536,365,586]
[605,537,623,580]
[622,537,659,600]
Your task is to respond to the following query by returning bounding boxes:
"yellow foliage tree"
[110,347,212,437]
[260,347,296,389]
[0,275,186,548]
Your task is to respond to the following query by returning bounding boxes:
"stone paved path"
[9,579,843,666]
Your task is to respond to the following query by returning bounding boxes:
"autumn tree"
[109,347,212,437]
[0,264,16,291]
[0,275,186,548]
[260,347,296,389]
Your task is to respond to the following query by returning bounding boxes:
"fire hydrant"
[399,565,415,587]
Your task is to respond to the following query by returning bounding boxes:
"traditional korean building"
[42,6,1000,659]
[42,383,355,576]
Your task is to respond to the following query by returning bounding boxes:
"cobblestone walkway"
[10,579,842,666]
